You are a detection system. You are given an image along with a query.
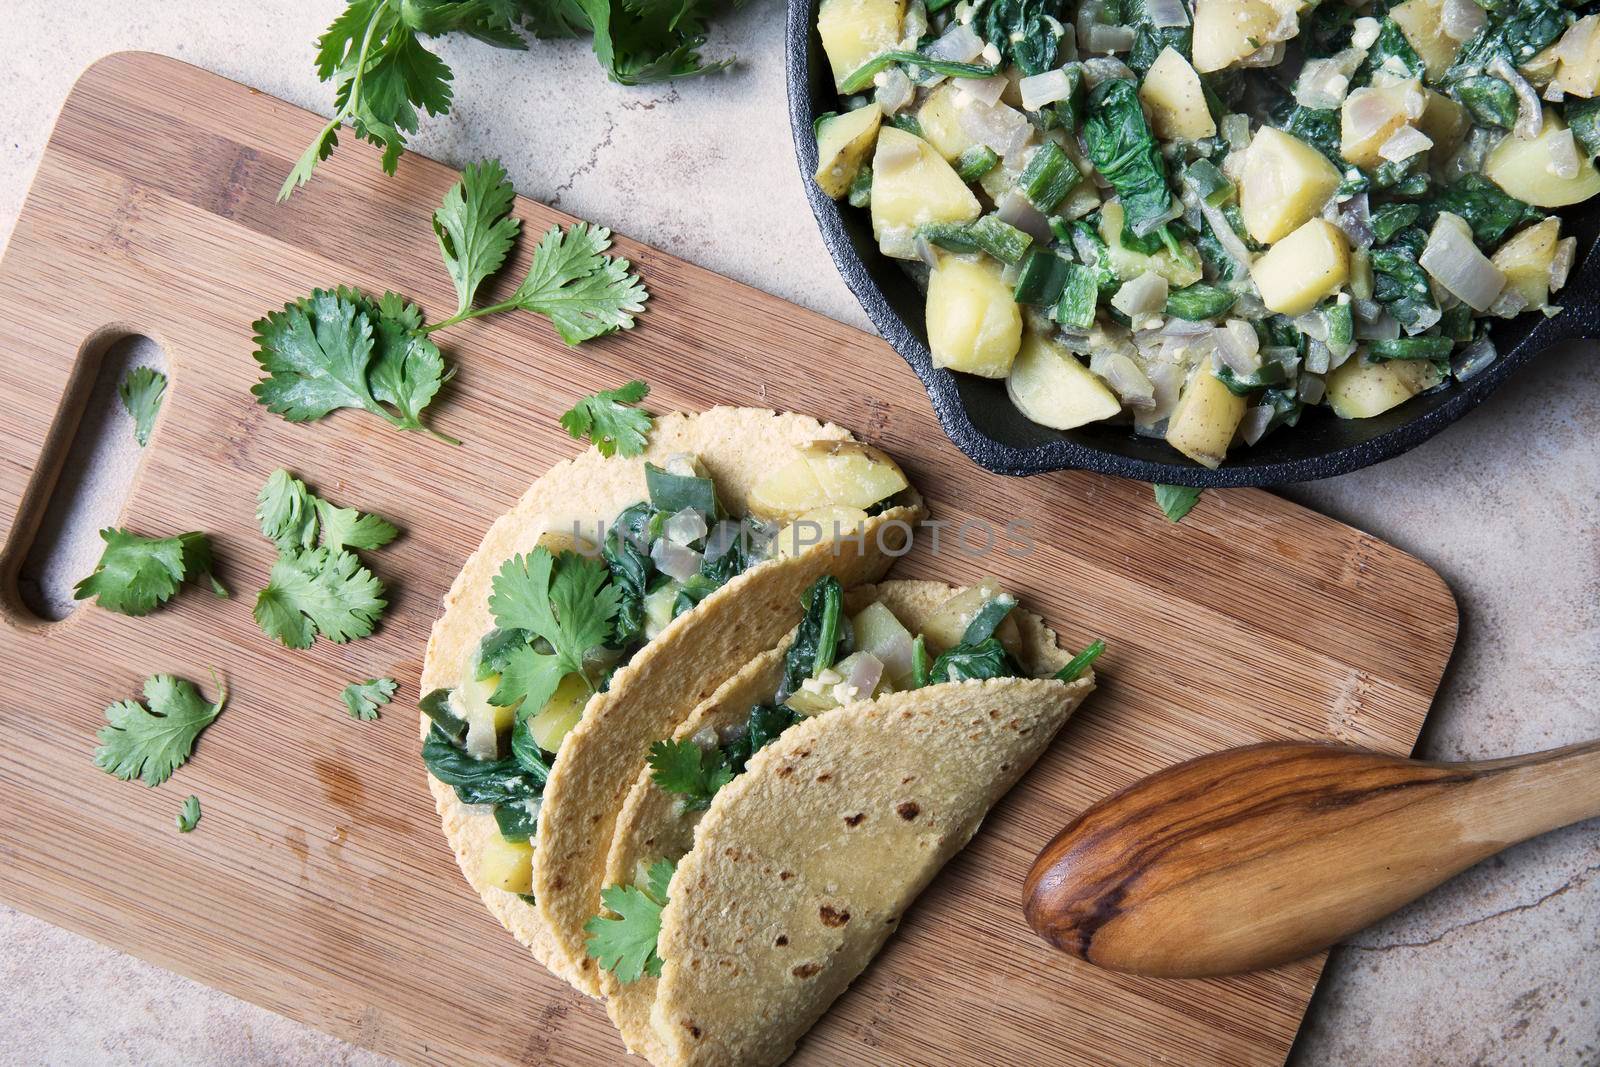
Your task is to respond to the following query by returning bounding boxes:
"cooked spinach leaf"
[723,704,803,775]
[981,0,1070,75]
[780,576,845,699]
[421,724,545,807]
[1427,175,1542,249]
[604,502,656,645]
[927,638,1020,684]
[1084,79,1174,237]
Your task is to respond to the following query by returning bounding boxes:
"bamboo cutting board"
[0,53,1458,1067]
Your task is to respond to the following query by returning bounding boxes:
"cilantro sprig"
[285,2,738,197]
[560,380,653,457]
[74,529,228,616]
[341,677,398,720]
[118,367,166,446]
[648,739,733,812]
[94,673,228,787]
[585,858,676,983]
[255,159,648,442]
[252,469,398,648]
[487,547,620,711]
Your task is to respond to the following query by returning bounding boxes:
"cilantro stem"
[279,1,390,201]
[418,299,522,335]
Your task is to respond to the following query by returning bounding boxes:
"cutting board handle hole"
[8,334,169,623]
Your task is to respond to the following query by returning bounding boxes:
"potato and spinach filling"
[814,0,1593,466]
[419,447,912,894]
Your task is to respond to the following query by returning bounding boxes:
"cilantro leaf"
[316,499,400,552]
[487,548,619,707]
[74,529,225,616]
[94,673,228,787]
[254,547,387,648]
[341,676,398,720]
[118,367,166,447]
[176,795,202,833]
[648,738,733,811]
[366,300,453,437]
[434,158,522,316]
[559,380,653,457]
[1153,484,1202,523]
[509,223,648,343]
[584,858,676,983]
[257,469,319,551]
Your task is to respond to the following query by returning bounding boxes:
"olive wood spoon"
[1023,739,1600,979]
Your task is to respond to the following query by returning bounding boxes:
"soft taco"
[587,577,1101,1065]
[418,407,924,993]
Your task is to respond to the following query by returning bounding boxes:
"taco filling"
[420,449,916,898]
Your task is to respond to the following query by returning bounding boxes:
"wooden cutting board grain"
[0,53,1458,1067]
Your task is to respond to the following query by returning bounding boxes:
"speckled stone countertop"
[2,4,1596,1064]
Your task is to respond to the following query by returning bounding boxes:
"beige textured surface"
[417,406,920,996]
[0,4,1594,1066]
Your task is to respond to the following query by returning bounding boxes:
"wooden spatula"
[1023,739,1600,978]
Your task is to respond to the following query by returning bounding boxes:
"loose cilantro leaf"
[559,380,653,457]
[254,547,387,648]
[74,529,226,616]
[251,289,457,443]
[648,738,734,811]
[502,223,648,344]
[341,676,398,720]
[434,158,522,316]
[585,858,676,983]
[118,367,166,447]
[94,673,228,787]
[176,795,202,833]
[257,468,400,552]
[487,548,619,709]
[1153,484,1202,523]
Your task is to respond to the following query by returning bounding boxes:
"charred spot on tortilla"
[844,812,865,827]
[896,801,920,820]
[819,905,850,927]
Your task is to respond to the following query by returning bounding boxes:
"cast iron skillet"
[784,0,1600,487]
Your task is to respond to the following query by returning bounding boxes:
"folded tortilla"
[600,581,1094,1065]
[420,408,923,993]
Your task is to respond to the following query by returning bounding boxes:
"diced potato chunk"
[916,83,976,161]
[1192,0,1283,73]
[817,0,905,91]
[1418,89,1470,159]
[1006,329,1122,430]
[1165,362,1247,469]
[1389,0,1461,81]
[814,103,882,199]
[1491,217,1562,309]
[926,255,1024,377]
[1341,80,1423,169]
[458,669,517,761]
[1484,113,1600,207]
[1554,15,1600,98]
[1099,202,1204,288]
[851,601,918,687]
[1239,127,1342,244]
[478,833,534,894]
[801,440,909,510]
[1326,356,1442,419]
[748,442,907,522]
[871,127,982,257]
[527,671,590,754]
[920,579,1022,657]
[775,506,870,558]
[1251,219,1351,315]
[1139,47,1217,141]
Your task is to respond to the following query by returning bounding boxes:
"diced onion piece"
[650,538,703,582]
[1197,198,1254,278]
[1239,42,1286,68]
[1213,319,1261,375]
[1379,125,1432,163]
[996,188,1055,241]
[1441,0,1487,42]
[664,507,708,546]
[1305,338,1332,374]
[1336,191,1374,247]
[957,74,1010,108]
[1420,212,1506,312]
[704,519,741,560]
[1550,236,1577,292]
[1404,303,1443,335]
[876,66,914,115]
[1451,336,1497,380]
[1220,113,1251,151]
[900,1,929,50]
[1146,0,1190,28]
[1488,286,1528,318]
[691,724,720,750]
[1355,310,1400,340]
[1082,56,1136,87]
[1297,374,1326,405]
[1294,311,1330,342]
[1020,68,1074,111]
[914,232,941,268]
[842,653,885,701]
[927,23,985,62]
[959,98,1034,158]
[1090,349,1156,408]
[1129,194,1182,238]
[1547,127,1581,180]
[1296,58,1353,110]
[1085,23,1136,52]
[1112,271,1170,318]
[1351,16,1381,50]
[1239,404,1274,445]
[1489,56,1544,141]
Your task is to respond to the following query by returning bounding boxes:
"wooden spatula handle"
[1024,740,1600,979]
